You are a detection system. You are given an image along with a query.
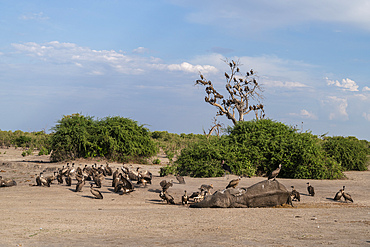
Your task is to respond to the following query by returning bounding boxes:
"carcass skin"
[190,179,291,208]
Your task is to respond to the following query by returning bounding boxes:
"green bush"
[322,136,369,171]
[152,158,161,164]
[0,129,51,151]
[171,119,344,179]
[50,114,158,162]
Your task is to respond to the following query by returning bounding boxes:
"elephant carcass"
[190,179,291,208]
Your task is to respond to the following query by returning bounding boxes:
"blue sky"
[1,0,370,140]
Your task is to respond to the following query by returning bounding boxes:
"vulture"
[334,188,344,201]
[221,160,232,177]
[342,186,353,203]
[112,168,120,184]
[40,173,50,187]
[35,173,42,186]
[226,177,241,189]
[176,174,186,184]
[290,186,301,202]
[75,173,84,184]
[190,190,208,202]
[182,190,188,205]
[160,180,173,192]
[56,173,63,184]
[65,174,72,186]
[75,180,85,192]
[159,191,167,202]
[137,173,151,187]
[45,172,57,185]
[342,192,353,203]
[268,164,282,180]
[116,174,135,194]
[60,164,69,176]
[69,163,76,176]
[90,183,103,199]
[93,172,105,188]
[189,191,201,200]
[112,173,121,189]
[128,167,140,181]
[161,191,175,204]
[307,182,315,196]
[121,165,130,175]
[97,164,107,176]
[105,163,113,176]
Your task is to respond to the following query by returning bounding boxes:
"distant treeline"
[1,115,369,179]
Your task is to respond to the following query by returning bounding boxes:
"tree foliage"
[50,114,157,162]
[322,136,369,171]
[0,129,51,155]
[195,59,265,125]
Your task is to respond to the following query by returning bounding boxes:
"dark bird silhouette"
[115,174,135,194]
[137,173,151,187]
[221,160,232,175]
[192,190,207,202]
[105,163,113,176]
[225,72,230,79]
[342,186,353,202]
[182,190,188,205]
[307,182,315,196]
[65,174,72,186]
[75,180,85,192]
[334,188,344,201]
[226,177,241,189]
[90,183,103,199]
[290,186,301,202]
[93,171,104,188]
[160,191,175,204]
[160,180,173,192]
[56,173,63,184]
[40,173,50,187]
[35,173,42,186]
[268,164,282,180]
[342,192,353,203]
[176,174,186,184]
[189,191,201,200]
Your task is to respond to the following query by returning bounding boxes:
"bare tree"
[195,59,265,125]
[203,117,223,139]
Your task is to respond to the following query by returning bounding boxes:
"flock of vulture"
[1,161,354,205]
[29,162,152,200]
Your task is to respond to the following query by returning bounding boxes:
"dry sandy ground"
[0,147,369,247]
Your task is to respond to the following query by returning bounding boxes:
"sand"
[0,147,369,246]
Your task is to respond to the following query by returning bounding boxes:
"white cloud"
[362,112,370,121]
[326,77,359,91]
[167,62,218,73]
[132,47,149,54]
[363,86,370,91]
[289,109,318,120]
[264,80,308,88]
[11,41,217,75]
[324,96,349,120]
[19,12,49,21]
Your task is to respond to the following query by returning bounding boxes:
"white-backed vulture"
[268,164,282,180]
